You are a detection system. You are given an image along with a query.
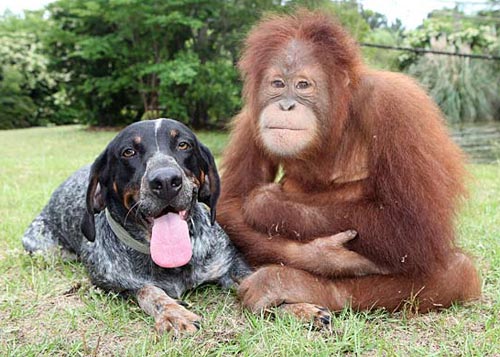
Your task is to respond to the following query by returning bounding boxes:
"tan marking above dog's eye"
[178,142,191,150]
[122,148,136,158]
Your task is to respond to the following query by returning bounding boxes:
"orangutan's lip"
[266,126,306,131]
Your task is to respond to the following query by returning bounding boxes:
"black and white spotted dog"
[22,119,250,334]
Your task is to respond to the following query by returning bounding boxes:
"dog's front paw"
[155,303,201,336]
[137,284,201,336]
[238,266,287,313]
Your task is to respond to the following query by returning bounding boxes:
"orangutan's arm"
[218,197,385,277]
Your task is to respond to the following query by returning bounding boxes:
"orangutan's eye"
[122,148,136,158]
[271,79,285,88]
[178,141,191,150]
[296,80,310,90]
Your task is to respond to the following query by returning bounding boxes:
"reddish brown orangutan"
[217,10,481,326]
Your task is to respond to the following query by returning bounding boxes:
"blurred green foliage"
[43,0,280,127]
[0,0,373,128]
[408,55,498,123]
[361,28,402,71]
[0,1,498,129]
[399,7,500,123]
[0,11,76,128]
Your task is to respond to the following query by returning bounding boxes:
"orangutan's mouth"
[266,126,306,131]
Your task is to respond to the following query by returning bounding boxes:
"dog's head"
[80,119,220,258]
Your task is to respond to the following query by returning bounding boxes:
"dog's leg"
[22,214,60,253]
[136,284,201,335]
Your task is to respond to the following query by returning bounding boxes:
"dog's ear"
[197,142,221,225]
[81,150,109,241]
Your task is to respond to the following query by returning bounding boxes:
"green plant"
[408,52,498,123]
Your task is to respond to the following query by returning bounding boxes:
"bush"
[362,28,401,71]
[408,53,498,123]
[401,21,500,123]
[0,66,36,129]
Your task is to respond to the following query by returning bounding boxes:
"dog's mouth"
[139,205,192,269]
[141,204,191,225]
[154,206,189,220]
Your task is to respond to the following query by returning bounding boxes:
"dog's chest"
[81,213,233,297]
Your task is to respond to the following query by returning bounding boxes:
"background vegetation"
[1,0,499,129]
[1,126,499,355]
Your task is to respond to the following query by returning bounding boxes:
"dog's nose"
[148,167,183,199]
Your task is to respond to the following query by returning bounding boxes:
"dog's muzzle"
[147,166,183,201]
[139,153,195,218]
[136,153,196,268]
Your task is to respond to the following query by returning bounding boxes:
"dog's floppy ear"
[81,150,109,241]
[197,142,221,225]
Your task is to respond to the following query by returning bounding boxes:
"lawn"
[0,125,499,356]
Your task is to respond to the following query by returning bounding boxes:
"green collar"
[105,208,150,255]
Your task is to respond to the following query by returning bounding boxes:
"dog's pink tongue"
[151,213,192,268]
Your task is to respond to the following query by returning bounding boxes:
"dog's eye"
[178,142,191,151]
[122,148,136,158]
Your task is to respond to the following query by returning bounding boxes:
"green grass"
[1,125,499,356]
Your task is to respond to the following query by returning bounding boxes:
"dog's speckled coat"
[22,119,250,334]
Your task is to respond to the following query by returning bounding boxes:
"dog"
[22,118,250,335]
